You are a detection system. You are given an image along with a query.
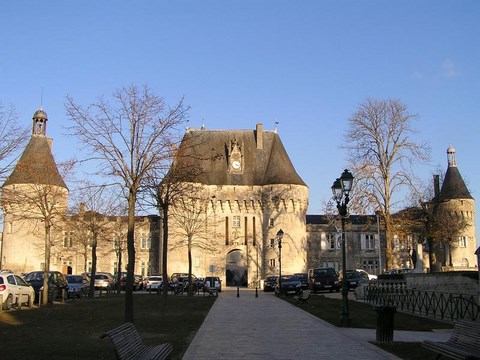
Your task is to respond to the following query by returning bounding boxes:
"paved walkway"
[183,288,452,360]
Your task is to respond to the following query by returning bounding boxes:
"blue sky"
[1,1,479,247]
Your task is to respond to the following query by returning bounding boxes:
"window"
[327,234,336,250]
[363,260,378,274]
[63,231,74,248]
[458,236,468,248]
[361,234,375,250]
[6,222,12,234]
[269,258,276,267]
[269,218,275,227]
[140,232,151,249]
[194,257,200,267]
[232,216,241,228]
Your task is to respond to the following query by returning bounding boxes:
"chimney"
[433,175,440,199]
[255,123,263,150]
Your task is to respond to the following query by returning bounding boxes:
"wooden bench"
[101,322,172,360]
[422,320,480,360]
[294,289,312,306]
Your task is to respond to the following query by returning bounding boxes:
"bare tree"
[342,98,430,270]
[170,190,220,296]
[2,179,68,305]
[67,183,125,298]
[432,208,469,267]
[0,103,29,181]
[65,84,187,322]
[140,130,214,302]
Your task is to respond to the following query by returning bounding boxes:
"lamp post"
[276,229,284,294]
[332,169,354,327]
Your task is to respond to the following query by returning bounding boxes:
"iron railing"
[364,285,480,322]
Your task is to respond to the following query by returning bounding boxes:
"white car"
[355,269,377,281]
[0,271,35,310]
[146,275,163,291]
[204,276,222,292]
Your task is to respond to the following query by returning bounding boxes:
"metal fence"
[363,285,480,322]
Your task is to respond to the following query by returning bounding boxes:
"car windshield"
[149,277,162,281]
[25,272,43,281]
[281,275,299,281]
[345,272,359,279]
[95,275,108,279]
[67,276,83,284]
[314,268,336,276]
[266,276,277,281]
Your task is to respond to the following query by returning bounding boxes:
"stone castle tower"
[433,146,476,270]
[165,124,309,287]
[1,108,68,273]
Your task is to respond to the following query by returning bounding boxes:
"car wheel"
[3,294,13,310]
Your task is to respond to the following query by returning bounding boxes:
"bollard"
[255,287,258,298]
[237,286,240,297]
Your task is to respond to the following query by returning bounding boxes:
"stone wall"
[406,271,479,295]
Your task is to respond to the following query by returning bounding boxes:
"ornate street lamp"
[276,229,284,294]
[332,169,354,327]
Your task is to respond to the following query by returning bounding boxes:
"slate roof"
[172,127,306,187]
[306,214,376,225]
[438,165,473,201]
[3,136,67,189]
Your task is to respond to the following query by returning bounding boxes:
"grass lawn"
[282,293,454,359]
[0,293,215,360]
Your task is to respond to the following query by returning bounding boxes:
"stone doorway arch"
[226,249,248,287]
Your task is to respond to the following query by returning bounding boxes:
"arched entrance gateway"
[226,249,248,287]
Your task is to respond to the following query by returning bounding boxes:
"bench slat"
[101,322,172,360]
[422,320,480,360]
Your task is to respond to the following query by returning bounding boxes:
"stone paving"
[182,287,452,360]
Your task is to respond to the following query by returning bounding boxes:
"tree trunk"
[125,189,136,323]
[188,238,193,296]
[427,237,435,273]
[116,245,122,294]
[384,213,394,271]
[162,203,169,305]
[89,242,97,299]
[42,223,51,305]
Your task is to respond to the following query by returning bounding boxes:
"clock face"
[232,160,241,169]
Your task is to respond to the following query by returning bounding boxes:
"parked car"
[66,274,89,298]
[0,271,35,310]
[145,275,163,292]
[294,272,309,290]
[24,271,69,302]
[355,269,377,281]
[170,273,200,293]
[134,275,145,290]
[275,275,303,296]
[339,270,369,290]
[386,268,413,275]
[309,267,340,293]
[263,275,278,292]
[94,272,115,291]
[204,276,222,292]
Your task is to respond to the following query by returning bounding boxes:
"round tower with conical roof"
[1,108,68,273]
[434,146,476,270]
